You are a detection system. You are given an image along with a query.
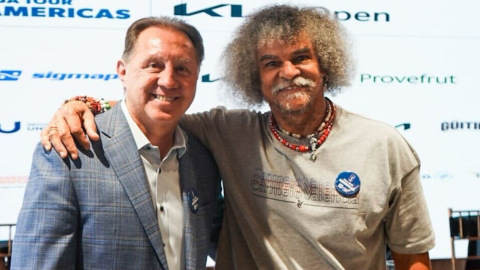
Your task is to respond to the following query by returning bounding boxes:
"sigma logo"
[174,4,242,17]
[0,70,21,81]
[33,72,118,81]
[0,121,21,134]
[395,123,411,131]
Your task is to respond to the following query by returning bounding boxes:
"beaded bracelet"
[63,96,111,116]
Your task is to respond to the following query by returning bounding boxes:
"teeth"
[154,94,176,101]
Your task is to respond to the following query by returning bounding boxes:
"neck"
[271,97,328,135]
[138,121,177,159]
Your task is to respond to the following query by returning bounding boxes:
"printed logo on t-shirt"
[250,168,359,209]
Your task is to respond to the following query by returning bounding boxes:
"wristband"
[63,96,111,116]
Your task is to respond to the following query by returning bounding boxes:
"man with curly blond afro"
[43,5,435,270]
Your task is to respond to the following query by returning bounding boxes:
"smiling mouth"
[281,86,303,91]
[273,85,308,95]
[153,94,177,101]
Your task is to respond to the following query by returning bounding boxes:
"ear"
[116,60,127,83]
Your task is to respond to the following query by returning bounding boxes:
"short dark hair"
[122,16,204,67]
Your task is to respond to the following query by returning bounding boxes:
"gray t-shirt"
[181,105,435,270]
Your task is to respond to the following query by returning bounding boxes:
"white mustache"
[272,77,317,95]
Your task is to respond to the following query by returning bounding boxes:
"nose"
[157,66,179,89]
[279,61,300,80]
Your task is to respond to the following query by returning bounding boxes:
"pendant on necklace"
[309,136,318,152]
[310,143,319,162]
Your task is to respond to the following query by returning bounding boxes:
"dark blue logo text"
[174,4,242,17]
[0,121,21,134]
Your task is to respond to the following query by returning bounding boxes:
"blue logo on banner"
[0,2,130,19]
[201,74,221,83]
[395,123,411,131]
[0,121,21,134]
[33,72,118,81]
[0,70,21,81]
[174,4,242,17]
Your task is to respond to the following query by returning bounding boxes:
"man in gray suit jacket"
[12,17,221,270]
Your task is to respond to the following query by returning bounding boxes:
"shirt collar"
[120,99,187,158]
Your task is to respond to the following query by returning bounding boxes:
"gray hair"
[221,5,354,106]
[122,16,204,67]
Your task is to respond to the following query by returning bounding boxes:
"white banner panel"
[1,0,479,260]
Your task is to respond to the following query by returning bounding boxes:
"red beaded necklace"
[269,98,336,161]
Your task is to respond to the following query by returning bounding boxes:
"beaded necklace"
[269,98,336,161]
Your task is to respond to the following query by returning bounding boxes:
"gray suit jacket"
[12,105,222,270]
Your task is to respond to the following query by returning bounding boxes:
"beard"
[271,77,318,115]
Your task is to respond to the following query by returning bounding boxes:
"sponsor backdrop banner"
[1,0,479,259]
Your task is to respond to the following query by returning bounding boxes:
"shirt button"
[160,206,164,212]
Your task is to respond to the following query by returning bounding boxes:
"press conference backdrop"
[1,0,479,259]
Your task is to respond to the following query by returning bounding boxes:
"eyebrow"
[259,54,277,61]
[259,47,312,61]
[293,47,312,55]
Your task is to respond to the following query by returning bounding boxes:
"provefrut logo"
[360,74,457,84]
[0,0,130,19]
[0,70,21,81]
[33,71,118,81]
[0,121,21,134]
[174,4,390,22]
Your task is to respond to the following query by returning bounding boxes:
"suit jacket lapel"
[179,145,197,270]
[98,105,169,270]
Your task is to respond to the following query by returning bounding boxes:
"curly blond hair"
[221,5,355,106]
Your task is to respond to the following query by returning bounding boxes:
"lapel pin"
[187,188,199,213]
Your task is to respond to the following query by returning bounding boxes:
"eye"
[148,62,158,68]
[265,61,280,67]
[294,55,309,63]
[177,66,187,72]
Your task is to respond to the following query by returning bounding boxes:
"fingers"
[82,110,99,141]
[40,100,102,160]
[50,124,70,159]
[41,124,69,159]
[40,124,53,151]
[55,110,79,159]
[58,100,93,157]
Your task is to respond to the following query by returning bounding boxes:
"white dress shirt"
[121,100,186,270]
